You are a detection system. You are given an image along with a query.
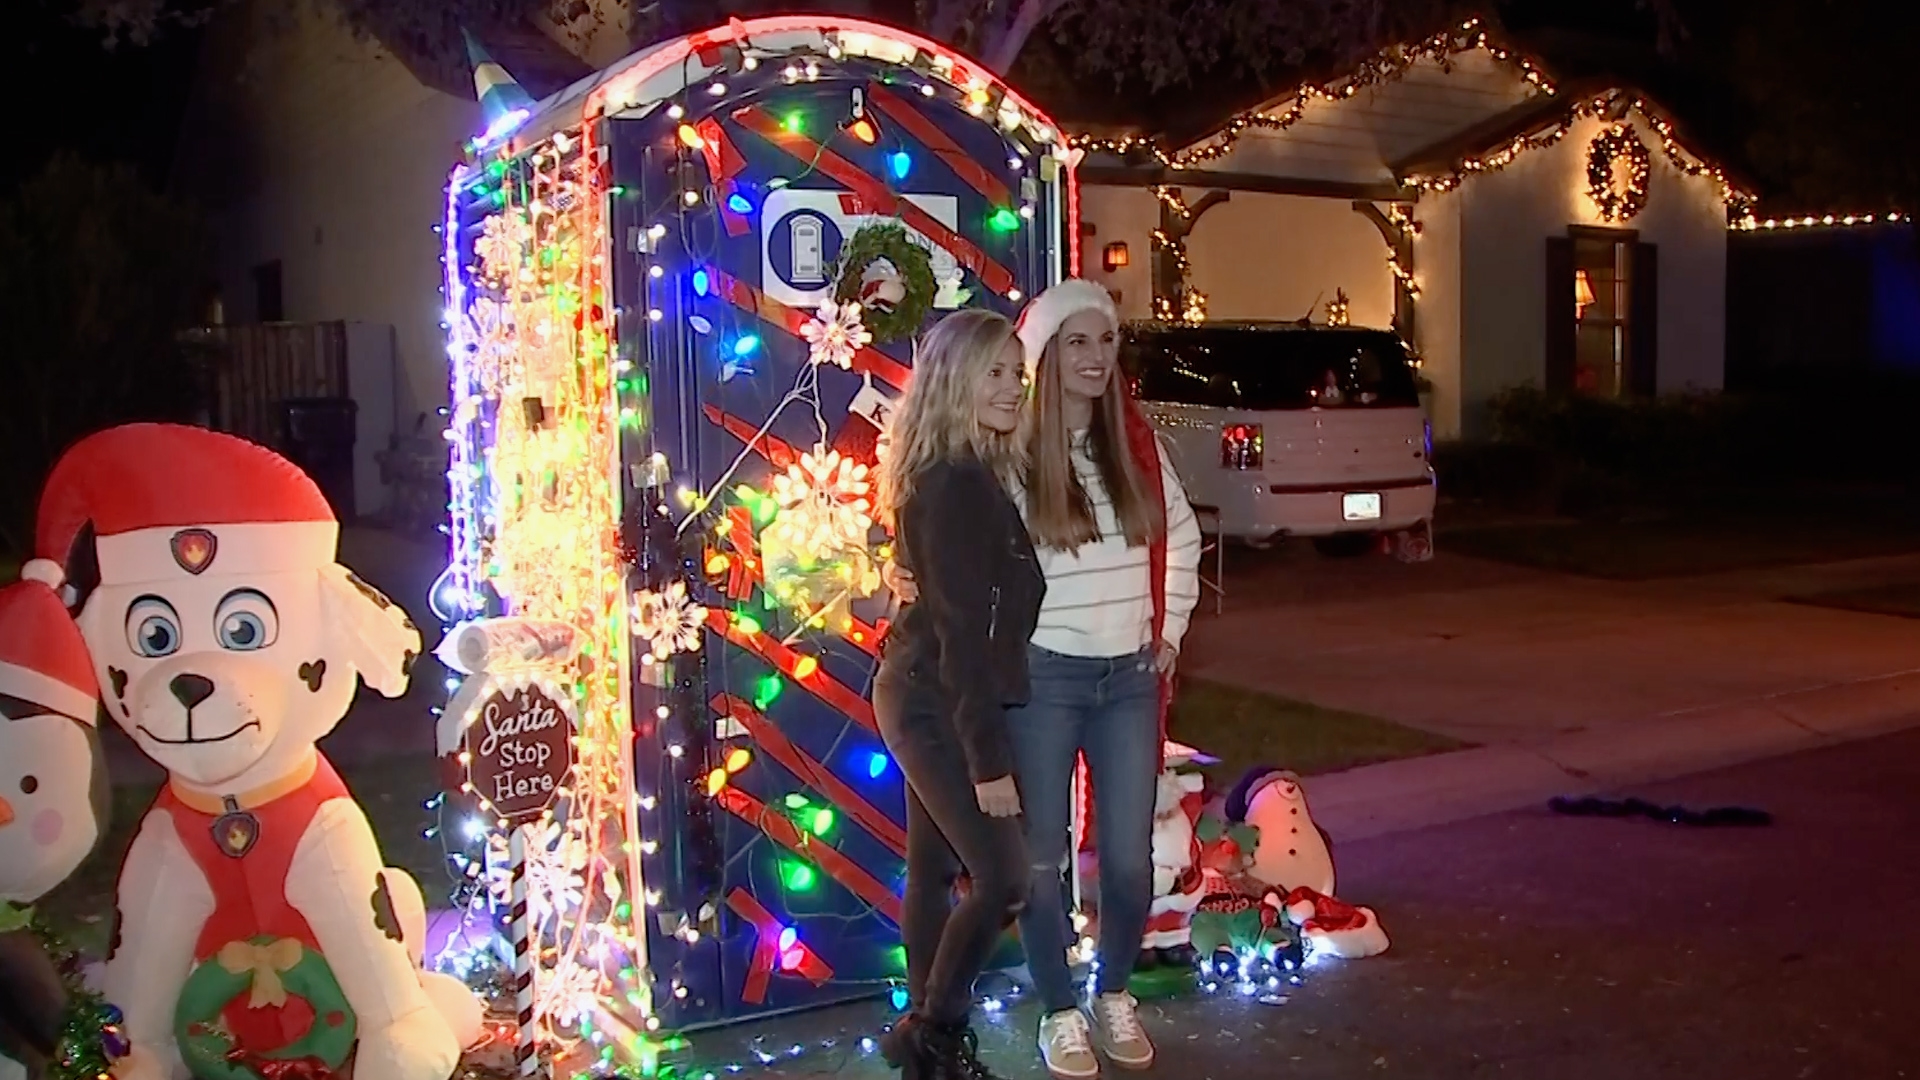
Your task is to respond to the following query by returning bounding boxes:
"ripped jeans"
[1007,644,1160,1014]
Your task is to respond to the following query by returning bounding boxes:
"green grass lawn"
[42,682,1452,951]
[1789,581,1920,621]
[1441,503,1920,581]
[1169,677,1468,782]
[40,759,449,955]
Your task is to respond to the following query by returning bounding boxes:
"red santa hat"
[0,581,99,722]
[23,423,337,591]
[1014,278,1119,379]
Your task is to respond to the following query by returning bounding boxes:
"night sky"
[3,1,203,190]
[0,0,1901,215]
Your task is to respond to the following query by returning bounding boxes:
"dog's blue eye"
[213,589,278,652]
[125,599,182,658]
[219,612,267,650]
[139,618,178,656]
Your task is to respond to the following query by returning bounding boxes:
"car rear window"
[1124,326,1421,410]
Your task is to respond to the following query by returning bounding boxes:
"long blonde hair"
[1023,334,1163,551]
[876,309,1026,528]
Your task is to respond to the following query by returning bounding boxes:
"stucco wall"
[1451,111,1729,433]
[189,2,477,438]
[1410,190,1464,438]
[1077,185,1157,319]
[1078,185,1394,327]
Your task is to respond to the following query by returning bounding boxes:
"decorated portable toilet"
[435,15,1075,1057]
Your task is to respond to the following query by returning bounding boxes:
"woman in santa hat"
[890,280,1202,1079]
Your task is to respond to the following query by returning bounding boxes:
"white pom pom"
[20,558,64,589]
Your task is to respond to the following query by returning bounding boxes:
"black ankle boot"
[922,1021,999,1080]
[879,1013,934,1078]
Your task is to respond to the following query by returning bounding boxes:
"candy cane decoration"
[509,824,540,1077]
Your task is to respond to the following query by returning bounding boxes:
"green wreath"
[830,221,936,344]
[174,938,357,1080]
[1586,124,1651,222]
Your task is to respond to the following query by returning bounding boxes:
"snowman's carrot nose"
[0,796,13,828]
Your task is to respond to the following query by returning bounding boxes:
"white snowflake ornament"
[768,445,874,554]
[632,580,707,660]
[802,299,871,369]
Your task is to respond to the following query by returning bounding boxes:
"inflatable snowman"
[1224,767,1335,897]
[0,579,115,1080]
[1225,766,1387,960]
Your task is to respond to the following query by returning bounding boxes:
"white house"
[1075,22,1749,437]
[175,10,1750,470]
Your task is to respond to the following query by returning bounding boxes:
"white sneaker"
[1037,1008,1100,1079]
[1091,992,1155,1070]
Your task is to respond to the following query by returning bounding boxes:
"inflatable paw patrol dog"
[0,580,112,1080]
[24,424,482,1080]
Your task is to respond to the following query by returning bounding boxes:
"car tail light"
[1221,424,1263,469]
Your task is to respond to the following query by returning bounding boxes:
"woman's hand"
[882,559,921,604]
[1153,639,1179,674]
[974,775,1022,818]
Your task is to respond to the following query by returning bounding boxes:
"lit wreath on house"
[1586,123,1652,222]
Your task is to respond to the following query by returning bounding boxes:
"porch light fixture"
[1102,241,1130,272]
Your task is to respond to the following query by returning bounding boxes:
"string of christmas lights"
[1070,21,1760,224]
[1148,186,1209,322]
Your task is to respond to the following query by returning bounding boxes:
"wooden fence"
[200,321,353,449]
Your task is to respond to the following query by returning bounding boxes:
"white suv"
[1126,322,1436,558]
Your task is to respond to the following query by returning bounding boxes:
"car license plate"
[1342,492,1382,521]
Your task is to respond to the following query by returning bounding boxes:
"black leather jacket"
[882,455,1045,782]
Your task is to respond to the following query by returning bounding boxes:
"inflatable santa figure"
[23,424,481,1080]
[0,579,119,1080]
[1140,763,1206,958]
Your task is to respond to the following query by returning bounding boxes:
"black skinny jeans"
[873,664,1031,1026]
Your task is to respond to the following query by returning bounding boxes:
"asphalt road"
[663,727,1920,1079]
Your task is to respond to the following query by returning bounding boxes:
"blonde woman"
[891,281,1202,1078]
[874,308,1046,1080]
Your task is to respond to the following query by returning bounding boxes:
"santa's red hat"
[1014,278,1119,379]
[0,581,99,722]
[24,423,337,591]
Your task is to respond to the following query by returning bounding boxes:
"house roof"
[1387,76,1614,176]
[1071,20,1756,209]
[1387,76,1764,198]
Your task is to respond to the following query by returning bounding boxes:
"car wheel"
[1311,533,1375,558]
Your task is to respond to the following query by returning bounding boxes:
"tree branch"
[979,0,1065,74]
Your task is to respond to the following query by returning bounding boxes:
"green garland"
[829,221,936,344]
[17,909,131,1080]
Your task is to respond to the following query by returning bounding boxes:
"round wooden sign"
[460,673,577,825]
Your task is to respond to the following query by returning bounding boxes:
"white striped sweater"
[1018,433,1203,658]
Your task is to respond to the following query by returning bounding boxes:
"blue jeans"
[1007,643,1160,1014]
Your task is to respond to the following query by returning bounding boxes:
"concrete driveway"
[1181,543,1920,838]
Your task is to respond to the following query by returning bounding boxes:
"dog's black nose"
[168,673,215,710]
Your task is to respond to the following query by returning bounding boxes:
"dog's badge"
[170,529,219,575]
[213,796,259,858]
